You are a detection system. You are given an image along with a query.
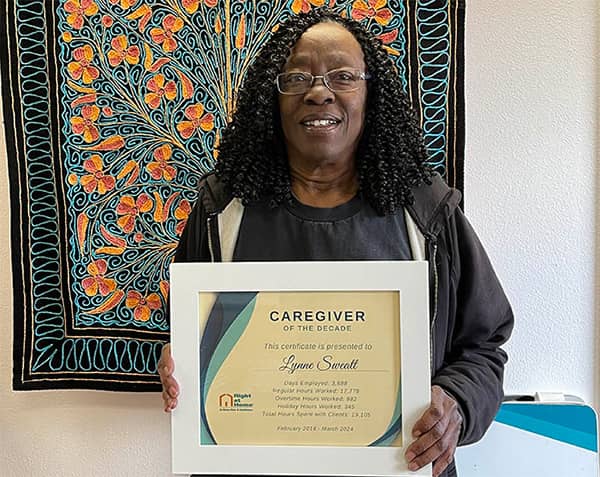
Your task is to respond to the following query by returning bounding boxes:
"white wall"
[0,1,598,475]
[464,0,598,405]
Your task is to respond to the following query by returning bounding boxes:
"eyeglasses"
[275,68,371,95]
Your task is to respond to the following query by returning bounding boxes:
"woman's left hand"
[405,385,463,477]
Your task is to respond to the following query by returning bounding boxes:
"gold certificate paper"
[170,261,431,477]
[199,291,401,447]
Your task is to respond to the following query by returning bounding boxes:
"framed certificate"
[170,261,431,476]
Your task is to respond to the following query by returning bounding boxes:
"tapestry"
[1,0,464,391]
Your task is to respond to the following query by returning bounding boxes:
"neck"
[289,160,359,208]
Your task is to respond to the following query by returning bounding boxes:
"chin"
[299,148,349,165]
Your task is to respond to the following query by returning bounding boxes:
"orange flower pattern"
[176,104,214,139]
[107,35,141,67]
[116,194,153,233]
[144,74,177,109]
[351,0,392,25]
[147,144,177,181]
[64,0,99,30]
[82,259,117,296]
[150,14,184,53]
[80,155,116,193]
[126,290,161,321]
[71,105,101,143]
[67,45,100,84]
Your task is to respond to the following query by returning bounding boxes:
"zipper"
[429,240,439,373]
[207,215,216,262]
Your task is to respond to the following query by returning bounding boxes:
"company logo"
[219,393,234,407]
[218,392,254,412]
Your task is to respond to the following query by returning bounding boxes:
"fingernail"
[412,430,422,438]
[405,452,415,461]
[409,463,419,471]
[163,366,169,374]
[169,386,178,397]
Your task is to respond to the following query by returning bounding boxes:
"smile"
[301,119,340,127]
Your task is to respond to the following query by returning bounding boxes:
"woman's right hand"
[158,343,180,412]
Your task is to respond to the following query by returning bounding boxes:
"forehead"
[284,22,365,68]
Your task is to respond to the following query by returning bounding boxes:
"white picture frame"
[170,261,431,476]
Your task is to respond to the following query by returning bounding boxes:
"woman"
[159,8,513,477]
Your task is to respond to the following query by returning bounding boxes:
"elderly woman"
[159,8,513,477]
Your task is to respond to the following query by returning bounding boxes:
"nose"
[303,76,334,105]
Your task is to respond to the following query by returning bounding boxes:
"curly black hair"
[215,8,432,215]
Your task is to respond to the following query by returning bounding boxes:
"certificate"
[200,290,401,447]
[170,261,431,476]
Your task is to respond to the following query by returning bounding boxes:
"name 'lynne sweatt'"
[278,353,359,374]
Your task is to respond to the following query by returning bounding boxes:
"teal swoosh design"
[496,404,598,452]
[204,295,257,394]
[369,384,402,446]
[200,295,257,444]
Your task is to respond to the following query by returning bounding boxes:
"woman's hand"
[158,343,179,412]
[405,385,463,477]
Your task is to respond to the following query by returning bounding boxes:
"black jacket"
[176,173,514,474]
[407,175,514,446]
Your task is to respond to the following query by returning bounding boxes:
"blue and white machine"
[456,393,599,477]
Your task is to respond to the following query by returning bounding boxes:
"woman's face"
[278,22,368,168]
